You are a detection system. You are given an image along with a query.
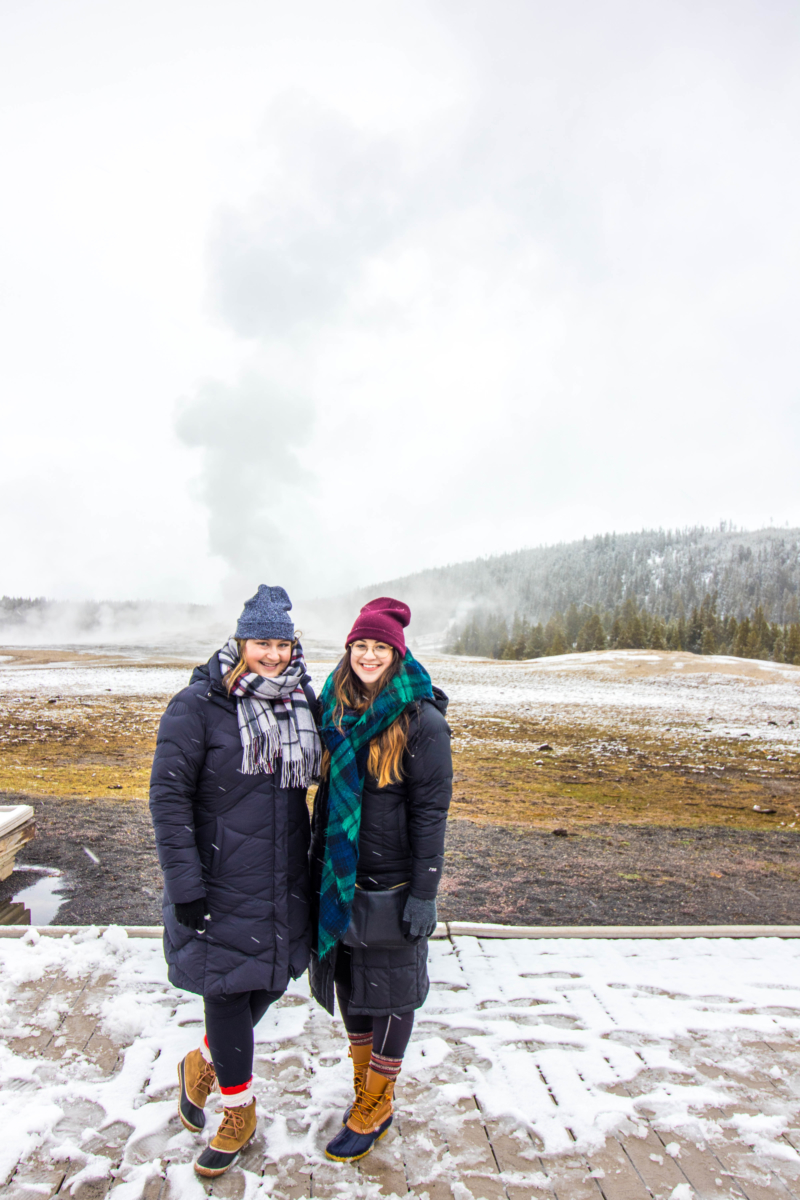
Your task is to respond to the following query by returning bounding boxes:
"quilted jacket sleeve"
[148,690,208,905]
[405,701,453,900]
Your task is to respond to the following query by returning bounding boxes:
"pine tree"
[734,617,751,658]
[786,624,800,666]
[677,615,687,650]
[723,615,737,654]
[649,618,667,650]
[543,616,564,654]
[548,630,568,656]
[525,623,546,658]
[687,606,704,654]
[489,613,510,659]
[752,605,769,656]
[620,610,646,649]
[576,613,606,651]
[565,603,582,648]
[701,625,717,655]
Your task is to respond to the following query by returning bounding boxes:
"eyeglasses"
[351,642,393,657]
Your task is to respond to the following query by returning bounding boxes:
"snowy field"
[1,648,799,753]
[2,929,799,1199]
[0,648,338,700]
[428,652,800,751]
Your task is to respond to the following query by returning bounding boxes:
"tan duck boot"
[194,1099,257,1177]
[326,1068,395,1162]
[342,1040,373,1124]
[178,1049,217,1133]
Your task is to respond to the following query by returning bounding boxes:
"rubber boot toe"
[194,1099,256,1178]
[325,1115,393,1162]
[178,1058,206,1133]
[194,1144,242,1177]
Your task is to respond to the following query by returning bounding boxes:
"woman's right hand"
[174,898,208,931]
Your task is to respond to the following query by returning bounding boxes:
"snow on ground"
[425,651,800,749]
[2,649,798,753]
[0,659,337,699]
[1,930,799,1197]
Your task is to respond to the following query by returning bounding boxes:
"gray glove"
[402,894,438,940]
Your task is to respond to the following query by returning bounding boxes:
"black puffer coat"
[309,688,452,1016]
[149,654,314,998]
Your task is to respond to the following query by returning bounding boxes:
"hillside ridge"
[339,525,800,635]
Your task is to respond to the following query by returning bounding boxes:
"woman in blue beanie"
[149,585,321,1178]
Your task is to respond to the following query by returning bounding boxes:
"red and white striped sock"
[219,1077,254,1108]
[369,1051,402,1082]
[198,1034,214,1065]
[348,1031,373,1050]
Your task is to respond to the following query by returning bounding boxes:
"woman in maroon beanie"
[309,597,453,1163]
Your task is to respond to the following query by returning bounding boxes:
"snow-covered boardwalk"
[2,930,799,1200]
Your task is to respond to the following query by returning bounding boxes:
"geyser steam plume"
[175,373,316,604]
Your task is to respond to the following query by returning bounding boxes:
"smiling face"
[242,638,293,678]
[349,638,394,690]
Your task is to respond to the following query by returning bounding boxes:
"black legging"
[334,945,415,1059]
[203,988,283,1088]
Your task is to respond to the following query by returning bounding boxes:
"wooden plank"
[544,1155,605,1200]
[706,1128,800,1200]
[447,923,800,939]
[0,804,35,836]
[357,1138,409,1197]
[438,1096,506,1200]
[0,816,36,880]
[0,900,29,925]
[4,1163,67,1200]
[620,1126,693,1196]
[652,1136,740,1199]
[482,1121,554,1199]
[579,1139,651,1199]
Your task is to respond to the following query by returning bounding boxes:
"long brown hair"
[322,646,409,787]
[223,635,300,695]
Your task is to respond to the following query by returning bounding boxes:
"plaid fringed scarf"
[316,651,434,960]
[218,638,321,788]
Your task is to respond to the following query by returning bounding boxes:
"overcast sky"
[2,0,799,605]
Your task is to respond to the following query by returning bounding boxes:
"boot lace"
[218,1105,247,1140]
[196,1058,217,1098]
[350,1081,385,1126]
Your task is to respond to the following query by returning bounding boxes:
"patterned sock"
[348,1032,373,1050]
[369,1051,402,1082]
[219,1076,254,1108]
[199,1034,214,1065]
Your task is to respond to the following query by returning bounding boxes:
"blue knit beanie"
[235,585,295,641]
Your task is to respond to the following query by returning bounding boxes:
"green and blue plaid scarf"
[316,650,433,960]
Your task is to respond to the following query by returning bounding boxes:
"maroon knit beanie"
[346,597,411,657]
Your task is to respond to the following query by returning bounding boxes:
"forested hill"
[348,527,800,637]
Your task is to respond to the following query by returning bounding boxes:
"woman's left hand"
[402,894,438,940]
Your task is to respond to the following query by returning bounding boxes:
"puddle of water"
[6,867,68,925]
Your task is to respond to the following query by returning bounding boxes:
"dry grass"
[1,646,798,833]
[0,694,162,801]
[450,712,800,831]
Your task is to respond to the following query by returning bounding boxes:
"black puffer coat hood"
[309,687,452,1016]
[149,652,314,997]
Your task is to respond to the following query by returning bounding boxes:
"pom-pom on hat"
[346,596,410,657]
[235,585,295,641]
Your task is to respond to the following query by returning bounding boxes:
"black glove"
[174,898,208,931]
[402,894,438,940]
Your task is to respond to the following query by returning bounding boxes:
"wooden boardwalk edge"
[1,921,799,939]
